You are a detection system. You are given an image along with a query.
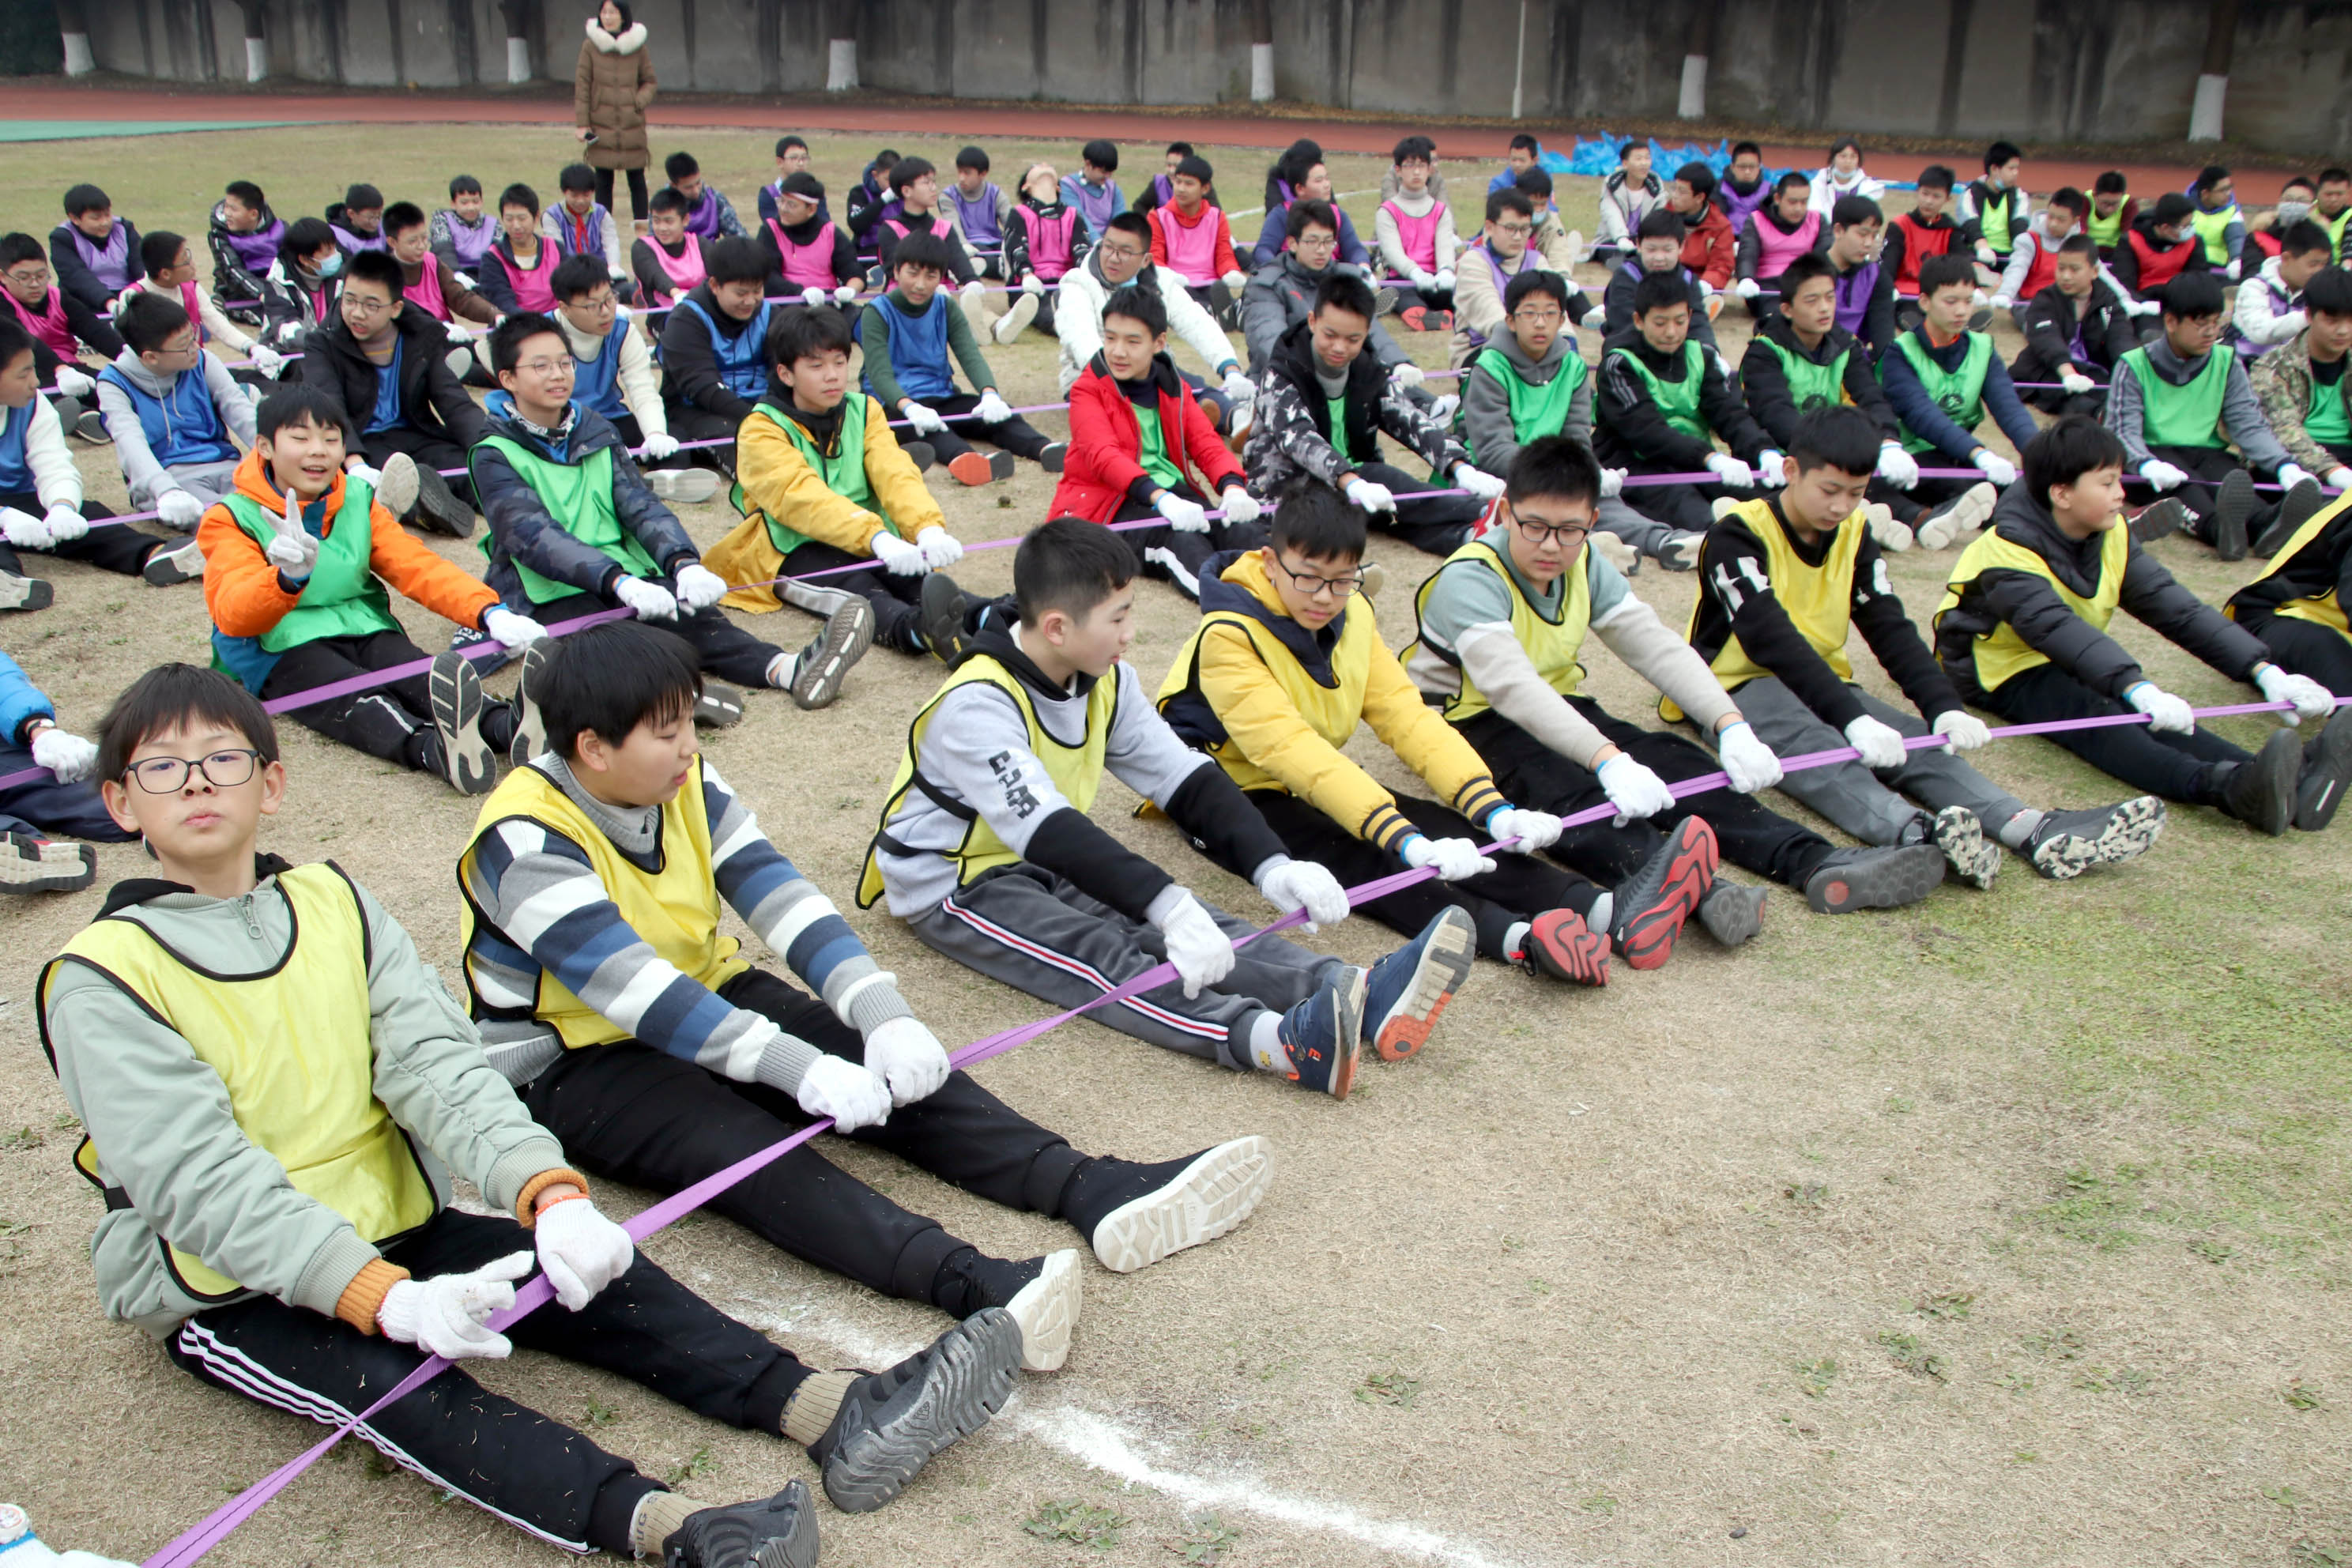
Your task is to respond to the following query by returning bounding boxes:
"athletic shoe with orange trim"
[1362,906,1477,1059]
[1609,816,1718,970]
[1518,906,1610,986]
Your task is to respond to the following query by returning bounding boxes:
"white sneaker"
[1591,532,1641,574]
[1913,482,1996,550]
[1863,501,1913,552]
[992,291,1038,345]
[646,468,723,504]
[374,451,420,520]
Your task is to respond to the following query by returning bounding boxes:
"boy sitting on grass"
[1879,252,2031,548]
[1594,270,1776,537]
[40,661,1019,1559]
[96,292,255,531]
[0,649,130,895]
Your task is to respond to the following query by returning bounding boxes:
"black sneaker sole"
[141,541,204,586]
[660,1479,819,1568]
[1038,441,1067,474]
[695,681,747,727]
[0,574,54,612]
[428,651,497,794]
[1804,844,1947,914]
[2294,707,2352,831]
[788,599,876,710]
[820,1309,1021,1514]
[412,463,477,539]
[2129,497,2190,544]
[2252,478,2324,558]
[918,571,970,665]
[1611,817,1717,970]
[901,439,936,473]
[1694,880,1767,947]
[2210,469,2255,561]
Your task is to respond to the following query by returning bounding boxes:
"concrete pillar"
[827,39,857,89]
[507,36,531,81]
[2189,0,2238,141]
[53,0,92,74]
[499,0,533,83]
[1249,0,1273,101]
[1679,0,1720,118]
[231,2,266,82]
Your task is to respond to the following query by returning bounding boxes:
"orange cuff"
[515,1167,593,1227]
[334,1258,412,1334]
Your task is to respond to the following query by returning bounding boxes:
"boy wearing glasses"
[1157,482,1628,987]
[1057,211,1250,436]
[40,662,1008,1562]
[1240,199,1421,387]
[541,254,704,496]
[95,293,252,533]
[2,230,126,442]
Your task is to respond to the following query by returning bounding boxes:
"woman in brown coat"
[575,1,656,223]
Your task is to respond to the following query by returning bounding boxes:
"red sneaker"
[1519,907,1610,986]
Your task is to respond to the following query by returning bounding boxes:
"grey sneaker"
[805,1310,1022,1513]
[659,1479,819,1568]
[0,570,55,612]
[141,536,205,586]
[1803,844,1947,913]
[784,597,876,710]
[428,650,497,795]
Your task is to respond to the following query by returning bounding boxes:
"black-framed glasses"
[1514,518,1592,548]
[1271,553,1365,599]
[125,748,261,793]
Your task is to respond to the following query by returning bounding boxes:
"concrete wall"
[72,0,2352,156]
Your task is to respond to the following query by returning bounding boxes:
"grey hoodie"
[1460,330,1592,477]
[93,346,255,506]
[2104,333,2290,472]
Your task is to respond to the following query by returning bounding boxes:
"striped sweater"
[461,756,912,1089]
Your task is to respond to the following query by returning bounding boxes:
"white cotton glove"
[1734,277,1762,301]
[247,342,286,377]
[1486,805,1564,852]
[1153,489,1210,533]
[1580,305,1608,330]
[1875,443,1920,488]
[2256,663,2337,722]
[1600,466,1626,499]
[674,563,729,611]
[1754,450,1788,488]
[2224,257,2243,283]
[52,366,95,398]
[2128,297,2162,318]
[1714,719,1784,792]
[1409,269,1437,291]
[154,488,204,530]
[1153,891,1236,1000]
[265,523,317,579]
[914,526,963,568]
[1390,362,1426,390]
[2126,680,2196,733]
[795,1054,892,1133]
[1401,834,1493,880]
[2139,458,2188,492]
[1453,464,1506,500]
[1220,269,1247,290]
[2275,308,2309,337]
[29,726,98,783]
[1988,293,2013,312]
[801,285,831,307]
[639,430,680,460]
[864,1016,952,1105]
[533,1197,635,1311]
[899,400,948,435]
[1932,708,1992,752]
[870,530,927,575]
[0,507,50,549]
[608,264,630,283]
[1221,368,1253,404]
[1345,476,1396,513]
[2328,466,2352,492]
[1844,713,1911,770]
[1975,241,1999,265]
[43,503,88,542]
[613,575,680,620]
[1596,752,1677,824]
[482,605,548,649]
[1434,268,1457,292]
[1706,451,1755,488]
[443,317,473,344]
[1970,448,2018,487]
[974,389,1014,424]
[835,281,862,305]
[1256,858,1351,933]
[2278,463,2316,491]
[376,1252,533,1360]
[1022,271,1046,297]
[2060,368,2097,396]
[1217,486,1264,524]
[344,459,382,490]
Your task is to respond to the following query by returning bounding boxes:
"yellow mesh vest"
[1934,522,2130,692]
[1671,499,1862,718]
[1406,537,1592,723]
[2233,493,2350,637]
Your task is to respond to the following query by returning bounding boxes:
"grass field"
[0,124,2348,1568]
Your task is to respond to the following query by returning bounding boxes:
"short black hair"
[2045,186,2090,219]
[1773,170,1811,198]
[1505,434,1600,509]
[1617,141,1642,161]
[254,383,357,450]
[226,179,267,208]
[499,182,541,217]
[867,149,901,176]
[888,156,936,197]
[343,183,383,211]
[648,187,690,217]
[1777,249,1836,299]
[779,172,825,203]
[1788,405,1880,478]
[1269,479,1366,563]
[2024,413,2128,507]
[1175,155,1215,185]
[2323,168,2352,187]
[2304,266,2352,317]
[956,145,989,173]
[1082,138,1120,172]
[1287,197,1338,241]
[1509,134,1540,155]
[2094,169,2129,194]
[703,236,768,286]
[0,316,33,371]
[97,664,278,786]
[1631,269,1690,318]
[1513,167,1554,200]
[1830,194,1883,228]
[2161,270,2226,321]
[1731,140,1762,160]
[0,233,39,270]
[2279,220,2335,259]
[540,621,705,760]
[383,201,427,238]
[1310,269,1376,322]
[2056,233,2100,260]
[1674,161,1717,199]
[665,150,700,183]
[1393,134,1436,165]
[1827,137,1862,160]
[2150,191,2196,228]
[559,162,597,194]
[1916,164,1955,192]
[343,248,405,299]
[1917,252,1977,300]
[489,311,565,375]
[280,217,337,267]
[119,292,193,356]
[775,134,808,157]
[1635,208,1686,243]
[1502,268,1571,314]
[891,232,959,280]
[1985,141,2022,170]
[767,302,855,367]
[1101,283,1168,338]
[448,174,481,198]
[1015,516,1136,624]
[2193,163,2231,198]
[552,253,611,302]
[1167,140,1195,158]
[1104,210,1152,244]
[139,228,187,275]
[1485,188,1534,224]
[63,183,110,217]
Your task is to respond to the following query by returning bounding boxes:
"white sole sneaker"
[646,467,724,504]
[1003,1249,1084,1373]
[1915,481,1997,550]
[1090,1135,1274,1275]
[375,451,421,522]
[992,291,1039,345]
[1930,803,2000,890]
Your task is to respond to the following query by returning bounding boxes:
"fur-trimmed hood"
[585,17,647,53]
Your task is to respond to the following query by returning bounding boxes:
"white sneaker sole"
[1931,804,2000,889]
[1090,1135,1274,1275]
[1004,1248,1084,1373]
[647,467,724,504]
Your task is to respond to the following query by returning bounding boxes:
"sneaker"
[411,461,476,538]
[2129,496,2191,544]
[2210,468,2256,560]
[646,467,725,504]
[1912,483,1996,550]
[805,1310,1022,1513]
[900,439,937,473]
[659,1479,818,1568]
[1400,304,1428,333]
[375,451,421,521]
[1710,495,1742,522]
[992,290,1039,345]
[918,571,971,665]
[443,345,478,382]
[1863,502,1913,552]
[2022,796,2166,878]
[1363,905,1477,1057]
[1928,803,2000,889]
[0,570,55,612]
[508,642,550,766]
[1591,532,1642,575]
[0,831,96,894]
[784,597,876,710]
[1658,530,1703,571]
[428,650,497,795]
[694,680,748,728]
[2294,707,2352,831]
[448,622,519,676]
[1695,880,1767,947]
[1372,285,1399,318]
[2252,476,2326,558]
[1038,441,1068,474]
[141,536,205,586]
[1357,560,1387,599]
[1609,817,1718,969]
[993,1249,1084,1373]
[1426,309,1453,331]
[1277,970,1366,1099]
[1083,1136,1274,1273]
[1516,906,1611,986]
[74,408,107,443]
[1967,306,1995,333]
[945,451,997,487]
[1802,844,1946,913]
[2219,729,2300,835]
[1427,392,1461,425]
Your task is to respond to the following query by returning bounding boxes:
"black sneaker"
[805,1310,1022,1513]
[2253,477,2327,558]
[918,571,971,665]
[2128,497,2191,544]
[1694,880,1767,947]
[1038,441,1067,474]
[428,651,497,795]
[2209,469,2256,561]
[411,461,477,538]
[785,597,876,710]
[2294,707,2352,831]
[509,643,551,766]
[447,622,518,676]
[1609,816,1717,969]
[141,537,205,586]
[1928,804,2000,889]
[901,439,936,473]
[1077,1136,1275,1273]
[2022,797,2166,879]
[2218,728,2300,835]
[0,570,54,612]
[1803,844,1946,913]
[694,681,747,728]
[944,1248,1082,1372]
[661,1479,819,1568]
